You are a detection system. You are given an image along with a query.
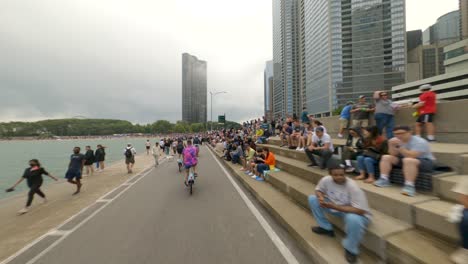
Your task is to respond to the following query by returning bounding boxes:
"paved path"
[5,147,311,264]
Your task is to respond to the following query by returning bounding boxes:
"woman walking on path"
[84,146,95,176]
[152,142,160,167]
[374,91,397,139]
[95,144,106,171]
[6,159,58,214]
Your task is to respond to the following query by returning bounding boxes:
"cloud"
[0,0,271,123]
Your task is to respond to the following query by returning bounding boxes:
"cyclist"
[182,139,198,186]
[176,139,185,160]
[193,136,201,157]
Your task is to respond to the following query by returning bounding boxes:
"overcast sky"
[0,0,460,124]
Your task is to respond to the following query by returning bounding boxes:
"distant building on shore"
[182,53,207,124]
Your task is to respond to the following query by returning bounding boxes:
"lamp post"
[210,91,227,131]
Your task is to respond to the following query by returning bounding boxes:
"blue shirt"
[340,105,352,120]
[401,136,435,160]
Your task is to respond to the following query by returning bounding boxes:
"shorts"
[185,163,197,170]
[146,146,150,150]
[352,119,369,128]
[397,157,434,172]
[339,118,349,128]
[65,169,82,180]
[417,113,434,123]
[177,148,183,154]
[125,157,135,164]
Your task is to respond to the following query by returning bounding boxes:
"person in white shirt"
[305,127,334,169]
[152,143,160,167]
[308,164,371,263]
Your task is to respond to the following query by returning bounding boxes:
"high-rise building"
[264,61,274,121]
[272,0,304,119]
[461,0,468,39]
[423,10,460,45]
[182,53,207,124]
[303,0,406,116]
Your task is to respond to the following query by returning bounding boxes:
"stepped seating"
[209,136,468,263]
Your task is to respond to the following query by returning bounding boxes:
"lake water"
[0,137,160,200]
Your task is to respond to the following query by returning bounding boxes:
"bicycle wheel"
[189,181,193,195]
[178,163,182,172]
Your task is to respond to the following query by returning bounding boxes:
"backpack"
[125,148,133,158]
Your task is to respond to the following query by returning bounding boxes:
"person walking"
[413,84,437,142]
[66,147,85,195]
[374,91,396,139]
[6,159,58,214]
[338,102,354,138]
[84,146,95,176]
[95,144,106,172]
[152,142,160,167]
[145,140,151,155]
[124,143,137,174]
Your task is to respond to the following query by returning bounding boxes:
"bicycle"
[187,166,196,195]
[177,158,183,172]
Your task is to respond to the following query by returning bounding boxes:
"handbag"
[363,147,381,160]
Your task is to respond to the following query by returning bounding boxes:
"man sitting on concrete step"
[305,127,334,170]
[374,125,435,197]
[308,163,371,264]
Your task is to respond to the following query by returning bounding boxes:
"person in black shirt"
[6,159,58,214]
[95,144,106,171]
[84,146,95,176]
[66,147,85,195]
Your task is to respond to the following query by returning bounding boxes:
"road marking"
[0,164,156,264]
[207,147,300,264]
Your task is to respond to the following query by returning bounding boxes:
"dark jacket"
[95,148,105,162]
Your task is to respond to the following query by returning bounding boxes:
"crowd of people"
[207,84,449,263]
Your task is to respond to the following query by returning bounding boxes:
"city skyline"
[0,0,461,123]
[182,53,207,124]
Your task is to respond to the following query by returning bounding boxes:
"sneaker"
[345,166,355,173]
[244,171,251,174]
[345,249,358,264]
[374,178,391,187]
[18,207,29,214]
[248,172,254,176]
[251,175,257,179]
[255,177,264,182]
[451,248,468,264]
[401,185,416,197]
[298,148,304,151]
[311,226,335,237]
[296,147,300,151]
[338,133,343,138]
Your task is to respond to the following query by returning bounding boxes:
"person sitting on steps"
[308,163,371,264]
[305,127,334,170]
[355,126,387,184]
[341,127,364,173]
[374,125,435,197]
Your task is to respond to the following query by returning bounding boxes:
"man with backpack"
[124,143,137,174]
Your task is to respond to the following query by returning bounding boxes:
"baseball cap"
[420,84,432,91]
[346,101,354,105]
[315,127,324,133]
[359,95,366,99]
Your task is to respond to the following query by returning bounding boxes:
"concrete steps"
[434,175,468,202]
[209,146,379,263]
[271,153,459,242]
[266,170,412,260]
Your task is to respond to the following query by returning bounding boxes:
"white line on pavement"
[0,163,158,264]
[207,147,300,264]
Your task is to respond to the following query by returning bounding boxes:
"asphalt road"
[31,147,311,264]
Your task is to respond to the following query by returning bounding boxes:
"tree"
[151,120,173,134]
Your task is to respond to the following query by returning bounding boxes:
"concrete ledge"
[208,145,380,263]
[413,200,459,242]
[434,175,467,202]
[267,170,412,260]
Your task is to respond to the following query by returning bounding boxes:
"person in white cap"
[413,84,437,141]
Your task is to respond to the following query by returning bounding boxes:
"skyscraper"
[460,0,468,39]
[182,53,207,124]
[264,61,274,120]
[303,0,406,115]
[272,0,304,119]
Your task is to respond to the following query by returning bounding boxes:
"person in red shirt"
[413,84,436,141]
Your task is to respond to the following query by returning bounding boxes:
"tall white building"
[264,61,274,120]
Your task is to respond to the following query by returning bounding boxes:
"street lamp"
[210,91,227,131]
